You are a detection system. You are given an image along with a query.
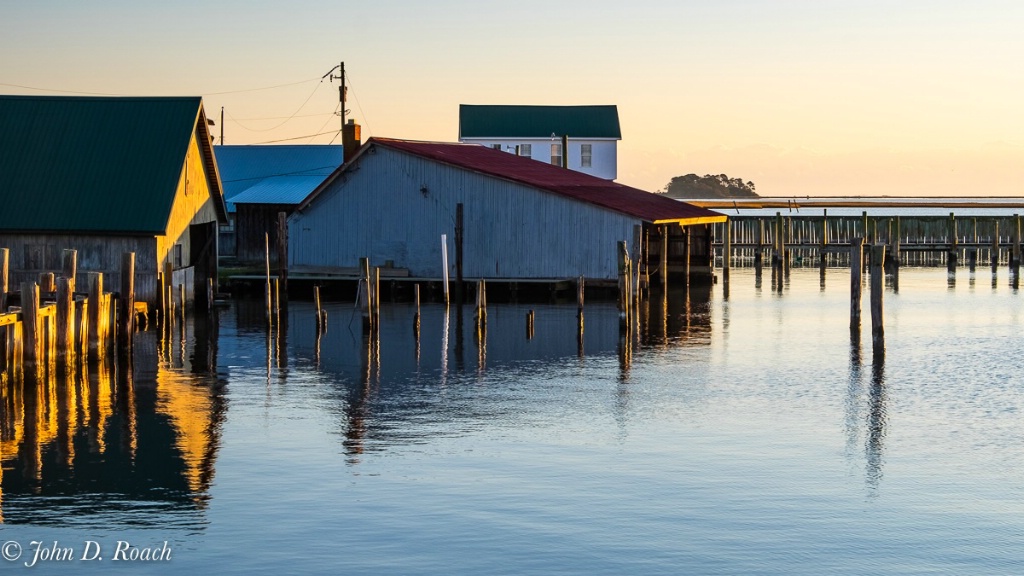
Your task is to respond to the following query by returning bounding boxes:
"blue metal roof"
[214,144,343,212]
[231,175,333,205]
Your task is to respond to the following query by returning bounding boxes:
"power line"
[203,77,320,95]
[309,103,342,144]
[254,130,337,144]
[0,75,321,98]
[222,164,342,183]
[229,111,335,121]
[0,83,126,96]
[224,80,326,133]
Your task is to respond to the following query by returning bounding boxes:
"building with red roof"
[289,138,726,285]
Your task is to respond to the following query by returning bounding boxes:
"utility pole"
[328,61,347,133]
[220,106,224,145]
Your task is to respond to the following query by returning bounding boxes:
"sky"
[3,0,1023,196]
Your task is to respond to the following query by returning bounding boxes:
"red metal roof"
[358,138,727,224]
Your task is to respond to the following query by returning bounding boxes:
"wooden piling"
[22,281,40,367]
[1013,214,1021,287]
[413,284,421,342]
[374,267,381,323]
[660,224,669,292]
[38,272,55,295]
[56,276,74,364]
[87,273,103,357]
[618,241,631,329]
[277,211,289,289]
[359,258,372,333]
[576,276,585,351]
[314,285,323,331]
[62,249,77,290]
[441,234,450,307]
[992,221,1000,275]
[162,261,172,326]
[526,309,535,340]
[969,249,977,273]
[264,232,272,327]
[118,252,135,352]
[0,248,7,312]
[754,219,764,272]
[870,244,885,355]
[474,279,487,327]
[850,238,864,330]
[723,220,732,272]
[682,225,691,288]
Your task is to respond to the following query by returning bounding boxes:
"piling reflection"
[274,294,713,463]
[0,315,224,527]
[845,329,888,495]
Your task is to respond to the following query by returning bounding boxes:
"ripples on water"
[2,268,1024,574]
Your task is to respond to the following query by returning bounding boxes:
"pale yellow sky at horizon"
[3,0,1022,196]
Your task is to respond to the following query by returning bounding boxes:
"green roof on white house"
[459,105,621,139]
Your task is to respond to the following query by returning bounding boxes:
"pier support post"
[118,252,135,353]
[87,272,103,358]
[870,244,885,356]
[723,220,731,273]
[277,211,289,291]
[850,238,864,331]
[992,220,1000,276]
[359,258,372,334]
[661,224,669,292]
[618,241,631,331]
[56,277,74,365]
[264,232,272,329]
[21,281,40,368]
[1013,215,1021,288]
[0,248,7,313]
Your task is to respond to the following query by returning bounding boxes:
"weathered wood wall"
[236,204,292,265]
[0,234,158,303]
[289,146,642,281]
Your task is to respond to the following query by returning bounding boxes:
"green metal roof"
[0,95,213,234]
[459,105,621,139]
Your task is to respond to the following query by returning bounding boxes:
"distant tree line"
[660,174,759,199]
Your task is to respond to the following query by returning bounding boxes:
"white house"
[458,105,621,180]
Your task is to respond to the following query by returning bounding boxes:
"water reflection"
[270,292,713,463]
[0,315,224,527]
[845,329,888,496]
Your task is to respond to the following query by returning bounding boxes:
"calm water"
[2,268,1024,574]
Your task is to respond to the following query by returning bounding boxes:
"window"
[173,244,182,268]
[491,144,502,150]
[519,144,532,157]
[581,144,592,168]
[550,143,563,166]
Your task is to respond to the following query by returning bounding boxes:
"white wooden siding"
[459,138,618,180]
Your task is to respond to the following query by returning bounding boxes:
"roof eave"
[652,215,728,226]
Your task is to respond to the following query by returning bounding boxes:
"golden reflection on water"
[0,314,223,522]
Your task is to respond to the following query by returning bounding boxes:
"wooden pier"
[0,248,158,378]
[707,207,1024,272]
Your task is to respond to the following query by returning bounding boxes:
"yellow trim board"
[653,216,728,225]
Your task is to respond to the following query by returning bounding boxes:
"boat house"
[0,95,227,308]
[288,138,726,288]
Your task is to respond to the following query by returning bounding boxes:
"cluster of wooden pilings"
[0,249,144,378]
